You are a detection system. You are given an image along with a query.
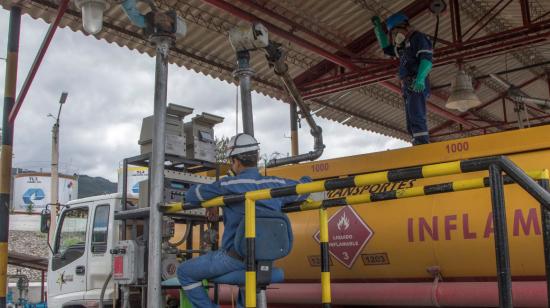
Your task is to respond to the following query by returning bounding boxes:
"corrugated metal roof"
[1,0,550,141]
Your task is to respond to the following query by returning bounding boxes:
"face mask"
[394,32,406,45]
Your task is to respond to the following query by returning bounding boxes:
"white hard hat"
[225,133,260,158]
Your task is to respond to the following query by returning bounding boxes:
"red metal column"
[41,270,45,302]
[450,0,462,43]
[301,19,550,97]
[520,0,531,26]
[8,0,69,124]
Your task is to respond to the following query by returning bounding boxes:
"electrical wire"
[168,220,192,247]
[433,14,440,50]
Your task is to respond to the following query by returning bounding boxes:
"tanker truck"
[43,123,550,307]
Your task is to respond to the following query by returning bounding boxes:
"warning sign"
[314,206,373,268]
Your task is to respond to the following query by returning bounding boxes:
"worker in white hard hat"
[177,133,311,308]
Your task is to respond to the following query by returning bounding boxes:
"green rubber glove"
[371,16,389,49]
[412,59,433,92]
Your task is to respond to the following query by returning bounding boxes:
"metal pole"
[538,179,550,308]
[319,207,331,308]
[234,51,254,136]
[50,92,66,247]
[0,7,21,307]
[488,164,513,308]
[290,102,298,156]
[146,34,172,308]
[49,120,59,242]
[40,270,45,303]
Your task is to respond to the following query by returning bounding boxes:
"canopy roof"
[2,0,550,141]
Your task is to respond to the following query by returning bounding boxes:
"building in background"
[12,172,78,213]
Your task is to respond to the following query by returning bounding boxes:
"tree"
[215,136,230,164]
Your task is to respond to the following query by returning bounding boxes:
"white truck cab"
[47,193,121,308]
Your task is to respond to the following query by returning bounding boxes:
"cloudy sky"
[0,10,407,182]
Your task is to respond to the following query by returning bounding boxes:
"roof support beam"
[293,0,430,85]
[233,0,353,56]
[520,0,531,26]
[450,0,462,43]
[300,18,550,99]
[465,0,514,41]
[8,0,69,124]
[201,0,359,70]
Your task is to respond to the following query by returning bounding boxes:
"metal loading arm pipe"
[266,45,325,167]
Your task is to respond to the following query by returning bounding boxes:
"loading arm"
[264,42,325,167]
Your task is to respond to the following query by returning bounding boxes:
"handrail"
[282,170,548,213]
[163,156,505,213]
[163,155,550,308]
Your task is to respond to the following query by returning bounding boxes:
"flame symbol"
[337,212,350,231]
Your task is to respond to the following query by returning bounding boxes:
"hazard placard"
[314,205,374,268]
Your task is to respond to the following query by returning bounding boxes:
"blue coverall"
[383,31,433,144]
[177,167,310,308]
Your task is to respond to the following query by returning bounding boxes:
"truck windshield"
[56,207,89,255]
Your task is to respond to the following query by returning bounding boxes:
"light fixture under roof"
[445,70,481,112]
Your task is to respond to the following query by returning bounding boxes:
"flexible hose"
[99,271,113,308]
[168,220,192,247]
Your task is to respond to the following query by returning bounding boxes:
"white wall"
[12,174,78,213]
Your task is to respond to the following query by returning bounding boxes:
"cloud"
[0,10,406,183]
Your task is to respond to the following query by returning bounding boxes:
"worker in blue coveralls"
[372,13,433,145]
[177,133,310,308]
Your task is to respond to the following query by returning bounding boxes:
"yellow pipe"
[319,207,329,242]
[321,271,331,304]
[245,198,256,307]
[0,242,6,297]
[319,207,331,304]
[245,271,256,307]
[245,199,256,238]
[422,161,462,178]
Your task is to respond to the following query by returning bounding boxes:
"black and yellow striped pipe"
[283,170,549,213]
[319,207,331,308]
[245,198,256,308]
[162,157,504,213]
[0,7,20,305]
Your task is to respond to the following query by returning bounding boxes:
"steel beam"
[520,0,531,26]
[300,19,550,99]
[293,0,430,85]
[146,34,172,308]
[234,0,352,56]
[466,0,514,40]
[450,0,462,43]
[8,0,69,124]
[1,7,21,307]
[201,0,358,70]
[462,0,505,38]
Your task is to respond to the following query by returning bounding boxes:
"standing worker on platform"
[372,13,433,145]
[177,133,310,308]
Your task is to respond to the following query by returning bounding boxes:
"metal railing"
[162,155,550,308]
